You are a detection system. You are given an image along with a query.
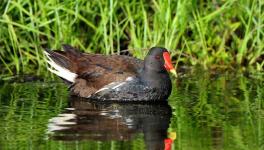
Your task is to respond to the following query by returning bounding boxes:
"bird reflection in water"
[48,96,175,150]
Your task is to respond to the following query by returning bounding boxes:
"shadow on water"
[48,97,172,150]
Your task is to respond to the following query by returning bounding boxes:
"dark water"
[0,70,263,150]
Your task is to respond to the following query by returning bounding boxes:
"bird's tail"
[44,45,78,82]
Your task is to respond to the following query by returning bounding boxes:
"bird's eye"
[155,55,160,60]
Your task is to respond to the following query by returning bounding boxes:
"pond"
[0,69,263,150]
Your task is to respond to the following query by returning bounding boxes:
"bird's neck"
[141,67,171,86]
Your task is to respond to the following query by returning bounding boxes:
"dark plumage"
[44,45,176,101]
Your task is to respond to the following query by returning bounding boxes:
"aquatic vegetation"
[0,70,263,149]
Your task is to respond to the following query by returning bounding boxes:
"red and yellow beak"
[163,52,177,77]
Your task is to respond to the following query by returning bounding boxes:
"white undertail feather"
[44,51,77,82]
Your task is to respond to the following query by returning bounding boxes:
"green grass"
[0,0,263,75]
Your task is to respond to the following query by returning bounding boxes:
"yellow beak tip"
[170,69,177,77]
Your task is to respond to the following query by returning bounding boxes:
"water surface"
[0,70,263,150]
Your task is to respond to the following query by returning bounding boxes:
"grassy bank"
[0,0,263,75]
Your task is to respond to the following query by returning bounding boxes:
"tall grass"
[0,0,263,75]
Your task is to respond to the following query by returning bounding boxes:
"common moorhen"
[44,45,176,101]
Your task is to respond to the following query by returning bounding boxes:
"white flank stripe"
[45,51,77,82]
[94,81,127,94]
[126,77,134,81]
[94,82,117,94]
[94,87,109,94]
[112,82,125,89]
